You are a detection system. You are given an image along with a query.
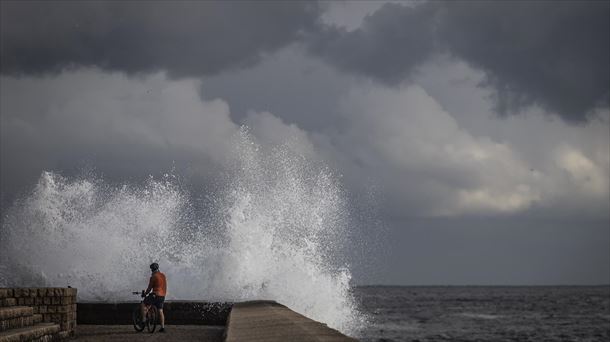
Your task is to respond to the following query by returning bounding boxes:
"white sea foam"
[0,129,364,334]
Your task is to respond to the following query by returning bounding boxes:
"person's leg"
[140,303,146,323]
[156,297,166,331]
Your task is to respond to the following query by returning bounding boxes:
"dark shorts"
[143,294,165,309]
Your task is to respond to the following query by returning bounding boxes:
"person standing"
[141,262,167,332]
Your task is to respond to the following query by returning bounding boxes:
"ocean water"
[354,286,610,342]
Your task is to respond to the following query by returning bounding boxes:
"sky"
[1,0,609,285]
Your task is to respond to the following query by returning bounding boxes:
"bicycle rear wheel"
[146,306,158,333]
[132,306,145,332]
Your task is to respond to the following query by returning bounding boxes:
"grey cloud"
[308,1,610,122]
[201,46,354,132]
[0,1,320,77]
[0,70,238,207]
[196,45,609,220]
[308,3,437,84]
[4,0,608,122]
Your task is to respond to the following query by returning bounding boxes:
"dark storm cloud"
[0,1,320,77]
[308,3,437,84]
[308,1,610,122]
[3,1,608,121]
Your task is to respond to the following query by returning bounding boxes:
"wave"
[0,129,365,333]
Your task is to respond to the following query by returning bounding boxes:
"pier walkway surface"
[74,301,357,342]
[74,325,224,341]
[226,301,357,342]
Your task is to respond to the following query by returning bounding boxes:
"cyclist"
[141,262,167,332]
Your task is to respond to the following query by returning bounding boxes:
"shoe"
[159,328,166,333]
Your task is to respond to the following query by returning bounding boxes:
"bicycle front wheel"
[146,306,158,333]
[132,306,145,332]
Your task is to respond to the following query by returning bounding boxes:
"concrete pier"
[78,300,358,341]
[3,288,359,341]
[225,301,357,342]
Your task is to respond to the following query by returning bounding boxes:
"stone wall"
[0,287,77,337]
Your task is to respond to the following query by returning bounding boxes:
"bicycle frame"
[132,291,158,333]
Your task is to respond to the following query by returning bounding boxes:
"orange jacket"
[147,271,167,297]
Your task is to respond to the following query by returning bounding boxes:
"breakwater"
[226,301,358,341]
[77,301,231,326]
[3,288,359,341]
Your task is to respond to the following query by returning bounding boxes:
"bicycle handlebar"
[132,290,147,298]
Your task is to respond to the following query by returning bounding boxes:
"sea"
[353,285,610,342]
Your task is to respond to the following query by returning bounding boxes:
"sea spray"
[0,129,365,333]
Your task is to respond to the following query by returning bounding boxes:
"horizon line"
[354,283,610,287]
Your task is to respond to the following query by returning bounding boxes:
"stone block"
[47,306,55,313]
[28,288,37,298]
[0,306,33,320]
[17,298,24,305]
[58,330,70,339]
[0,289,9,298]
[58,318,69,327]
[24,298,33,305]
[43,297,51,305]
[2,298,17,307]
[3,323,61,341]
[52,297,61,305]
[0,315,34,332]
[33,314,43,324]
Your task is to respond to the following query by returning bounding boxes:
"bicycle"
[132,290,158,333]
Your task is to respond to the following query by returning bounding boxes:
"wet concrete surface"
[225,301,357,342]
[74,325,224,341]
